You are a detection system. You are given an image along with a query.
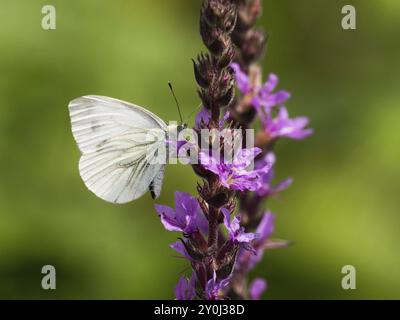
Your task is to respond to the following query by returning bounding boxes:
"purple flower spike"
[151,1,313,300]
[155,192,206,235]
[175,274,197,300]
[231,63,290,113]
[222,209,258,247]
[199,148,271,192]
[249,278,267,300]
[263,107,314,140]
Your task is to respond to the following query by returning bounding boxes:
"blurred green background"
[0,0,399,299]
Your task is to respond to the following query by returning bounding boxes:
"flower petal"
[256,212,275,243]
[195,107,211,129]
[265,107,313,140]
[236,231,259,243]
[249,278,267,300]
[262,73,279,93]
[154,204,183,232]
[222,208,232,232]
[174,192,200,233]
[231,63,250,93]
[175,275,196,300]
[230,216,241,234]
[170,241,192,261]
[272,177,293,194]
[266,90,291,107]
[199,152,222,175]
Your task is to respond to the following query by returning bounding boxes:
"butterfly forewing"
[69,95,168,203]
[69,95,167,153]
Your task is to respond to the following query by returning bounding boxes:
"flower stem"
[207,206,219,250]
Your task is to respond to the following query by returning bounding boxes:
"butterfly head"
[177,123,188,132]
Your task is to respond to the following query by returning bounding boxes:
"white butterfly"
[68,95,187,204]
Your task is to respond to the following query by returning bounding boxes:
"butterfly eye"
[178,124,187,132]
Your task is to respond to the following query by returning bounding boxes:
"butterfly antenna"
[168,82,183,125]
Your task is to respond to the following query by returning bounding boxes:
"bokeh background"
[0,0,399,299]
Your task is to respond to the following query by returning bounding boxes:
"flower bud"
[235,0,261,32]
[217,45,236,69]
[216,241,239,279]
[241,29,266,64]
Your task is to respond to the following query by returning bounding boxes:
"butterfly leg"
[149,180,156,199]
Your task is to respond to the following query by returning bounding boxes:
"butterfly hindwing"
[149,164,166,199]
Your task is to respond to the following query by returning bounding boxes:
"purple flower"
[154,192,207,235]
[230,63,251,94]
[199,148,271,192]
[255,152,293,197]
[231,63,312,141]
[237,211,277,272]
[262,107,313,140]
[195,107,230,130]
[255,211,275,245]
[175,274,197,300]
[231,63,290,113]
[205,272,231,300]
[248,212,276,269]
[249,278,267,300]
[222,209,258,247]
